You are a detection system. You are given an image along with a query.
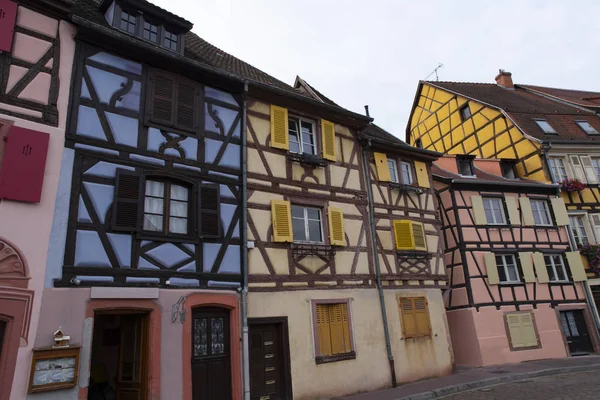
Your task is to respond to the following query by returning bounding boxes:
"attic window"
[457,158,475,177]
[576,120,599,135]
[500,161,517,179]
[459,105,471,122]
[534,119,557,134]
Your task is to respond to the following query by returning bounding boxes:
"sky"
[154,0,600,140]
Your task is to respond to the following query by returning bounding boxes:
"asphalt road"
[440,370,600,399]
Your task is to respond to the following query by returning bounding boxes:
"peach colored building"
[434,156,598,366]
[0,0,75,398]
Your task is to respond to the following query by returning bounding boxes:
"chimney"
[364,105,370,117]
[495,69,514,89]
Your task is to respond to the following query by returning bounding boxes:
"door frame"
[555,304,600,356]
[248,317,293,400]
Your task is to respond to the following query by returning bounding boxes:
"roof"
[425,81,600,142]
[361,123,441,159]
[521,85,600,110]
[293,76,339,106]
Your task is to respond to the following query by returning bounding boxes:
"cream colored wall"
[248,288,453,399]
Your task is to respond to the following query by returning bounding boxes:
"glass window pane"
[554,256,567,281]
[143,214,162,231]
[308,220,322,242]
[303,142,315,155]
[169,217,187,234]
[507,264,518,282]
[145,181,164,197]
[301,121,313,133]
[193,318,208,357]
[171,184,188,201]
[291,205,304,219]
[170,200,188,217]
[496,256,507,282]
[292,218,306,241]
[144,197,164,215]
[211,318,225,355]
[289,141,300,154]
[306,208,320,220]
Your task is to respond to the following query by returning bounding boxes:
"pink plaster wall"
[0,7,76,400]
[473,159,502,176]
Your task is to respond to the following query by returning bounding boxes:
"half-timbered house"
[245,76,454,398]
[0,0,75,398]
[434,155,597,366]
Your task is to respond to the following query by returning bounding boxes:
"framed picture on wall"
[28,346,80,393]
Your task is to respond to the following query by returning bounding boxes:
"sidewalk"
[337,356,600,400]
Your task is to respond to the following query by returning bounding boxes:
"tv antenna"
[425,63,444,81]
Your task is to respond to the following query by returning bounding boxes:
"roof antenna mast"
[424,63,444,81]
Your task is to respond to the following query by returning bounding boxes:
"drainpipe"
[241,81,251,400]
[362,138,397,388]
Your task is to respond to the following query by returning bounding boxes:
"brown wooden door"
[116,314,148,400]
[191,308,231,400]
[249,323,287,400]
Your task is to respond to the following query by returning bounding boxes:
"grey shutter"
[112,170,142,231]
[199,183,221,238]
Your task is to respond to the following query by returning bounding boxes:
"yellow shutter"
[329,304,346,355]
[505,195,521,226]
[412,222,427,251]
[340,303,352,353]
[374,152,390,182]
[316,304,332,356]
[321,119,336,161]
[413,297,432,336]
[328,207,346,246]
[271,200,292,242]
[566,251,588,282]
[270,105,289,150]
[519,252,535,283]
[532,252,549,283]
[414,161,430,188]
[551,197,569,226]
[519,197,535,226]
[393,220,415,250]
[399,298,417,337]
[484,252,499,285]
[471,196,487,225]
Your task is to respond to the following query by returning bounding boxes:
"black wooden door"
[249,323,287,400]
[191,308,231,400]
[560,310,593,355]
[0,320,6,361]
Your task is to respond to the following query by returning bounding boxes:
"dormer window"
[576,120,599,135]
[534,119,557,134]
[164,30,179,51]
[457,157,475,176]
[143,21,159,43]
[119,9,136,33]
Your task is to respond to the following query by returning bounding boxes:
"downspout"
[241,81,251,400]
[362,138,397,388]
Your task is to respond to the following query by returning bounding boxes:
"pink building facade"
[434,156,599,367]
[0,0,75,398]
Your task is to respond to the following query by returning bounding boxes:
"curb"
[395,363,600,400]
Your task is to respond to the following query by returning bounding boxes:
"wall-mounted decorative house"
[434,156,598,366]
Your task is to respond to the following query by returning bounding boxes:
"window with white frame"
[400,161,413,185]
[291,205,323,243]
[288,116,316,155]
[569,215,589,246]
[548,157,568,182]
[495,254,520,283]
[592,158,600,181]
[544,254,569,282]
[483,197,506,225]
[388,159,399,183]
[531,199,552,226]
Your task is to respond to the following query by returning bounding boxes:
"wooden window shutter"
[112,170,142,232]
[329,304,346,355]
[198,183,221,238]
[532,252,549,283]
[271,200,292,242]
[414,161,430,188]
[518,252,535,283]
[506,313,524,348]
[0,0,17,53]
[175,80,198,133]
[519,197,535,226]
[270,105,289,150]
[413,297,432,336]
[550,197,569,226]
[566,251,588,282]
[328,207,346,246]
[506,312,538,349]
[580,156,598,184]
[412,222,427,251]
[373,152,390,182]
[484,252,500,285]
[570,155,587,182]
[321,119,336,161]
[147,71,175,126]
[471,196,487,225]
[399,298,417,337]
[504,195,521,226]
[316,304,332,356]
[591,214,600,243]
[393,220,415,250]
[340,303,352,353]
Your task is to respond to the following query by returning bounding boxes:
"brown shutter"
[147,71,175,126]
[175,80,198,132]
[316,304,332,356]
[199,183,221,238]
[413,297,431,336]
[340,303,352,353]
[112,170,142,231]
[329,304,346,355]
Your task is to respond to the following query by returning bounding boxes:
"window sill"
[287,152,328,167]
[396,250,432,259]
[403,334,432,340]
[499,281,524,287]
[290,243,335,258]
[137,233,199,244]
[387,182,424,194]
[315,351,356,365]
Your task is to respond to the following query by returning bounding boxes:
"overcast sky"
[154,0,600,140]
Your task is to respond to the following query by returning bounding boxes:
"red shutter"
[0,0,18,53]
[0,126,49,203]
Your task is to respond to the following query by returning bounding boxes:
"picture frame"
[28,346,80,393]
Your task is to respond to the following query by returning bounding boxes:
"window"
[569,215,589,246]
[459,104,471,121]
[288,116,316,155]
[483,197,506,225]
[398,297,431,338]
[505,312,539,350]
[457,158,474,176]
[143,21,158,43]
[593,158,600,181]
[576,120,599,135]
[496,254,520,283]
[530,199,551,226]
[291,205,323,243]
[400,161,413,184]
[548,157,568,182]
[500,161,517,179]
[534,119,557,134]
[544,254,568,282]
[164,29,178,51]
[143,180,189,234]
[119,9,137,34]
[388,159,399,183]
[313,301,354,363]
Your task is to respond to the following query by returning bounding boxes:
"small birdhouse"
[53,327,71,348]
